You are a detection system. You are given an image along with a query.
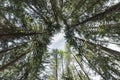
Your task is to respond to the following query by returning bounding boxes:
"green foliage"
[0,0,120,80]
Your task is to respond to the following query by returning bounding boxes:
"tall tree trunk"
[0,42,28,54]
[70,0,100,18]
[72,2,120,27]
[81,53,106,80]
[61,54,64,78]
[0,48,31,71]
[50,0,59,23]
[70,0,87,17]
[0,32,45,39]
[72,64,83,80]
[55,53,58,80]
[71,53,90,80]
[75,37,120,56]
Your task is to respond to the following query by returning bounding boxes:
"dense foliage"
[0,0,120,80]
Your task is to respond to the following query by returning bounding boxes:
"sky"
[48,30,66,51]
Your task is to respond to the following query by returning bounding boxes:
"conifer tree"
[0,0,120,79]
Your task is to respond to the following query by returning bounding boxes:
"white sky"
[48,31,66,51]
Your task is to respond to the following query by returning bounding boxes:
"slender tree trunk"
[20,68,30,80]
[75,37,120,56]
[71,53,90,80]
[55,53,58,80]
[50,0,59,23]
[72,2,120,27]
[69,0,86,20]
[0,32,45,39]
[0,42,28,54]
[81,53,106,80]
[70,0,99,18]
[87,23,120,31]
[72,64,83,80]
[26,2,50,24]
[0,48,31,71]
[61,54,64,79]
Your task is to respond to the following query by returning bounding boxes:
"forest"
[0,0,120,80]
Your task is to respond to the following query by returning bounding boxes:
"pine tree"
[0,0,120,80]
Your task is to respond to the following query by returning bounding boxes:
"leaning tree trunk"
[72,2,120,27]
[0,48,31,71]
[75,37,120,56]
[0,32,45,39]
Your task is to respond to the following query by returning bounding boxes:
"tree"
[0,0,120,80]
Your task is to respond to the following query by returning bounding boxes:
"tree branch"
[0,32,45,39]
[72,2,120,27]
[75,37,120,56]
[0,48,31,71]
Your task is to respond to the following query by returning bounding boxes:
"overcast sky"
[48,31,66,52]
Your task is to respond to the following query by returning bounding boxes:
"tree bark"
[71,53,90,80]
[72,2,120,27]
[0,48,31,71]
[55,53,58,80]
[0,42,28,54]
[75,37,120,56]
[0,32,45,39]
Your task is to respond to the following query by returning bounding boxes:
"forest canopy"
[0,0,120,80]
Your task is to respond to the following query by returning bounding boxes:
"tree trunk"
[55,53,58,80]
[0,48,31,71]
[0,42,28,54]
[0,32,45,39]
[72,2,120,27]
[71,53,90,80]
[75,37,120,56]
